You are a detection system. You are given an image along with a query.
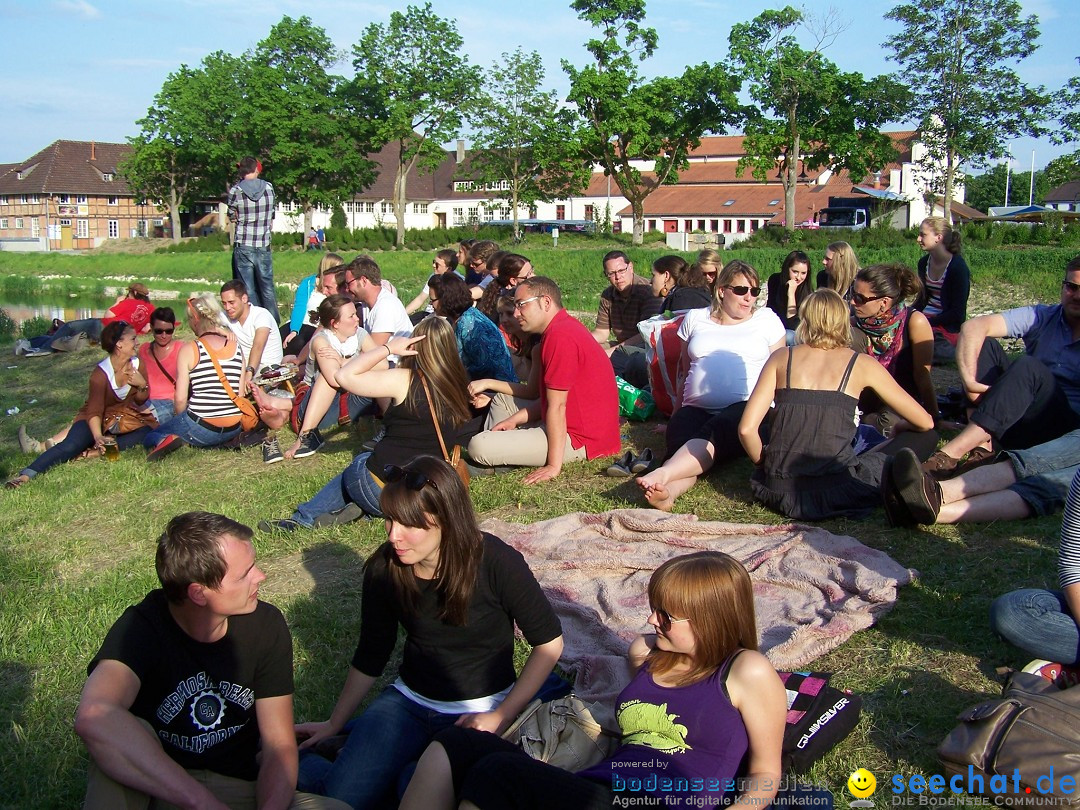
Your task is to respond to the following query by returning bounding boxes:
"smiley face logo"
[848,768,876,799]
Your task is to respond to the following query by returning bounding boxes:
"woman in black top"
[262,316,480,529]
[912,215,970,362]
[293,455,564,809]
[650,255,711,312]
[765,250,813,339]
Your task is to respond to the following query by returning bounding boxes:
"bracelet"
[245,365,255,374]
[385,344,392,357]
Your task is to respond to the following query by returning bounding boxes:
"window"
[0,196,6,205]
[415,202,428,214]
[15,217,24,229]
[108,196,119,206]
[57,194,70,204]
[381,202,392,214]
[484,207,495,221]
[751,220,760,232]
[723,199,735,206]
[648,219,656,231]
[723,219,732,233]
[108,220,119,238]
[736,219,746,233]
[452,207,465,226]
[684,220,693,232]
[77,220,89,238]
[31,218,40,238]
[467,206,479,223]
[102,173,114,182]
[59,218,71,226]
[710,220,718,231]
[77,195,87,204]
[768,199,780,206]
[0,218,7,229]
[584,204,594,220]
[556,205,565,220]
[698,220,706,231]
[363,202,374,214]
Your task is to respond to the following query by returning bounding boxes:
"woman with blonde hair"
[261,316,479,529]
[912,215,970,361]
[637,260,785,511]
[143,294,250,459]
[696,247,724,289]
[400,550,785,810]
[816,241,859,303]
[739,289,936,520]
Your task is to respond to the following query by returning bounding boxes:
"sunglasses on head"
[154,327,175,335]
[724,285,760,297]
[852,292,887,306]
[383,464,438,491]
[652,606,690,633]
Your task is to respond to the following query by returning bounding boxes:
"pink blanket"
[482,509,914,726]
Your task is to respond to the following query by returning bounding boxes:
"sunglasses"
[383,464,437,491]
[1063,281,1080,294]
[154,327,175,335]
[724,285,760,297]
[852,292,888,306]
[652,607,690,634]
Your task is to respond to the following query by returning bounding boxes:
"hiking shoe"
[1022,659,1080,689]
[263,435,284,464]
[605,450,634,478]
[17,425,43,455]
[894,448,942,524]
[361,426,386,452]
[312,502,367,528]
[147,434,185,462]
[292,429,324,459]
[258,518,304,533]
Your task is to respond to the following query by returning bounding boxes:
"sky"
[1,0,1077,173]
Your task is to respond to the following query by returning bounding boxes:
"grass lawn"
[0,242,1068,808]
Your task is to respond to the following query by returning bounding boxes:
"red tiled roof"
[686,135,748,158]
[0,140,134,196]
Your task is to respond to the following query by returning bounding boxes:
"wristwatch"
[245,365,256,374]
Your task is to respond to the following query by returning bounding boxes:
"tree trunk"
[511,184,521,243]
[303,206,313,238]
[784,123,800,231]
[943,147,956,227]
[631,198,644,246]
[168,179,181,243]
[393,152,407,248]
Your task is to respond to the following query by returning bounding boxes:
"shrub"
[0,308,16,343]
[19,315,51,339]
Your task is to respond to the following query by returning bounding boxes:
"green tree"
[248,16,377,236]
[350,3,483,247]
[120,53,250,241]
[563,0,744,245]
[469,47,590,241]
[728,7,910,230]
[963,162,1049,212]
[1047,58,1080,188]
[883,0,1051,224]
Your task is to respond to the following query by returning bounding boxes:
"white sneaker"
[14,338,30,356]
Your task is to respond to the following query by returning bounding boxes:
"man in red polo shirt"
[468,276,621,483]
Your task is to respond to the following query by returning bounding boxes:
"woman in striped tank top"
[144,294,247,459]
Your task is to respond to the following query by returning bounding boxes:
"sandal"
[5,475,29,490]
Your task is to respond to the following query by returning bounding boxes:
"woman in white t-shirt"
[285,295,379,460]
[637,260,785,511]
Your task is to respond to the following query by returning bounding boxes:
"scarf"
[857,305,910,373]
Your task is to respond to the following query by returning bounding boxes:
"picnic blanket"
[482,508,915,728]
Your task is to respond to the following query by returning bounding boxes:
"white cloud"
[53,0,102,20]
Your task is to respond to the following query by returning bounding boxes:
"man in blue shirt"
[924,255,1080,477]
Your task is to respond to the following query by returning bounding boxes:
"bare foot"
[284,440,301,460]
[636,472,674,511]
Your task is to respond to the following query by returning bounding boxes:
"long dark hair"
[372,455,483,624]
[768,250,813,321]
[400,316,472,428]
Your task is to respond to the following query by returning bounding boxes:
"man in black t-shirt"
[75,511,346,809]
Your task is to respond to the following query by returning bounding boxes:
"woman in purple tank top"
[399,551,788,810]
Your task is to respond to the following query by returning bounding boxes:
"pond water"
[0,295,114,329]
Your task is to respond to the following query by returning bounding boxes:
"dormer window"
[102,173,114,182]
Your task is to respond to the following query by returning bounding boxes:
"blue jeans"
[296,386,375,432]
[232,244,279,322]
[41,318,103,350]
[1006,429,1080,516]
[292,452,382,526]
[144,411,242,449]
[146,399,175,424]
[298,687,461,810]
[22,420,151,478]
[990,588,1080,664]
